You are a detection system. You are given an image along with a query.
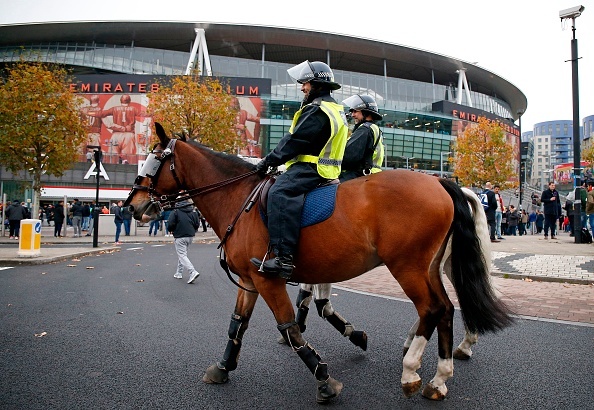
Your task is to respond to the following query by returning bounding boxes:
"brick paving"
[338,266,594,325]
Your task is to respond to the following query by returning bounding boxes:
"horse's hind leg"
[313,284,367,351]
[453,328,478,360]
[203,288,258,384]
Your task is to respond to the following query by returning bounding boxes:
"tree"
[147,73,240,153]
[0,59,87,218]
[453,117,517,189]
[582,144,594,168]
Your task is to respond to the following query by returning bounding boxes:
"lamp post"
[88,145,102,248]
[440,151,453,178]
[559,4,585,243]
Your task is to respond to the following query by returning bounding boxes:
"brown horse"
[125,123,513,404]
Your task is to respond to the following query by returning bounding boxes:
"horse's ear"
[154,122,170,146]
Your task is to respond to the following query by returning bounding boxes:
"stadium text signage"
[70,74,271,96]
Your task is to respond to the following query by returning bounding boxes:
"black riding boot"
[251,255,294,279]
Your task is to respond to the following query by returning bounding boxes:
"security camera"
[559,5,584,19]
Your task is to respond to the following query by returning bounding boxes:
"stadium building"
[0,21,527,205]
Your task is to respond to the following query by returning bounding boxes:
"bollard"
[18,219,42,257]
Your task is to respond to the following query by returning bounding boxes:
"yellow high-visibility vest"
[286,100,348,179]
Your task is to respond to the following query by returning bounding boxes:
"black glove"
[255,159,269,177]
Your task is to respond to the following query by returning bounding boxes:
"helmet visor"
[342,95,366,111]
[287,60,315,84]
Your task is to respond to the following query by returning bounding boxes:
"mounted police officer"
[339,94,384,182]
[251,60,348,279]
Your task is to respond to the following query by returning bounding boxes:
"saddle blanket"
[261,183,338,228]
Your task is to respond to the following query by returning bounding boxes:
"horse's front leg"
[260,279,343,404]
[203,287,258,384]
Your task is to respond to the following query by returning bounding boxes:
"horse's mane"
[182,138,257,177]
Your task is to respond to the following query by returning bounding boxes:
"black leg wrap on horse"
[295,306,309,333]
[277,321,299,348]
[218,314,243,371]
[296,343,327,380]
[295,289,312,333]
[315,298,353,337]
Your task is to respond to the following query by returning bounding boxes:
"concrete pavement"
[1,224,593,325]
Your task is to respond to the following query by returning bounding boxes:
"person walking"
[540,181,562,239]
[167,199,200,284]
[148,215,160,236]
[250,60,348,279]
[518,209,528,236]
[535,210,544,234]
[53,201,65,237]
[81,202,91,232]
[528,209,537,235]
[161,209,171,236]
[111,200,124,245]
[338,94,384,182]
[70,199,83,237]
[5,200,27,239]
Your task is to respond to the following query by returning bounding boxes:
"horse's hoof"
[422,382,447,401]
[202,364,229,384]
[453,347,472,360]
[316,377,343,404]
[349,330,368,351]
[402,379,422,398]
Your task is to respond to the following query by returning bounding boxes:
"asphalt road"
[1,242,592,409]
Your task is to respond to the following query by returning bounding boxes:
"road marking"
[127,247,144,251]
[151,244,168,247]
[0,267,14,271]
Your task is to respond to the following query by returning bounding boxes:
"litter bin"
[18,219,42,257]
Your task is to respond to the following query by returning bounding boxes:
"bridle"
[123,138,258,213]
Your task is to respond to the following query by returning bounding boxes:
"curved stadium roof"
[0,20,527,120]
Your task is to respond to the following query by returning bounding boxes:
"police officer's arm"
[342,126,368,168]
[265,105,329,167]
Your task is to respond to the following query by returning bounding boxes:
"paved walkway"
[1,225,593,325]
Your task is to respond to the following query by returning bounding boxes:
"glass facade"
[0,42,519,174]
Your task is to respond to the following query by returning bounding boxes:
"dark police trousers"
[267,162,326,257]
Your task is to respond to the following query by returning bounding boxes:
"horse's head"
[124,122,186,222]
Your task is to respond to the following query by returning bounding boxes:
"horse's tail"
[439,179,514,334]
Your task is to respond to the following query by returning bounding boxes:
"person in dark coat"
[535,210,545,234]
[5,200,27,239]
[53,201,65,237]
[167,198,200,284]
[540,181,562,239]
[481,182,499,242]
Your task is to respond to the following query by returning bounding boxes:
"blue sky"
[1,0,592,135]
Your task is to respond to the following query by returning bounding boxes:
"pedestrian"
[338,94,384,182]
[197,209,208,232]
[111,200,124,245]
[5,200,27,239]
[528,210,536,234]
[161,209,171,236]
[519,209,528,236]
[148,215,160,236]
[250,60,348,279]
[122,204,133,236]
[494,184,505,239]
[53,201,65,237]
[535,210,544,234]
[81,202,91,231]
[540,181,561,239]
[507,205,519,236]
[586,181,594,234]
[480,182,500,243]
[71,199,83,237]
[167,198,200,284]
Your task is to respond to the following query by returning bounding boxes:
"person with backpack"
[167,197,200,284]
[479,182,499,243]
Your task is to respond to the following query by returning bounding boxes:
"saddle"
[258,177,340,228]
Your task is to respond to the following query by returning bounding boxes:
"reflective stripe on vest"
[287,100,348,179]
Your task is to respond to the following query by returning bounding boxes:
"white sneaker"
[174,273,182,279]
[187,271,200,284]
